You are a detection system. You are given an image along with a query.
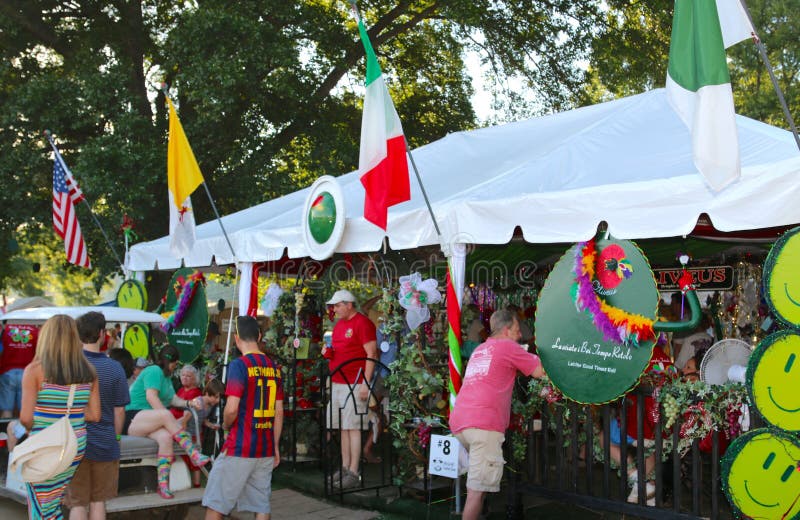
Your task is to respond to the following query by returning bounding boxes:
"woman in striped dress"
[19,315,100,519]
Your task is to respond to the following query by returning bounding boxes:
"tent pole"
[406,144,464,513]
[221,264,241,385]
[737,0,800,151]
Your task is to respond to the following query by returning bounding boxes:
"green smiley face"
[723,429,800,520]
[764,227,800,328]
[748,331,800,432]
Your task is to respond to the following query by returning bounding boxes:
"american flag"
[52,145,91,268]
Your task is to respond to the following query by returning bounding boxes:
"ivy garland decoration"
[507,376,751,466]
[572,238,655,346]
[161,271,205,333]
[377,286,447,485]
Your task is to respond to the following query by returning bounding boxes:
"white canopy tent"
[128,88,800,274]
[0,306,165,324]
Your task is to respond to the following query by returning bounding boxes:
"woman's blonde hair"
[36,314,96,385]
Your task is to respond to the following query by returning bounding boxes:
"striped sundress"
[25,382,91,520]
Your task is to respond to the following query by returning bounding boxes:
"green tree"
[7,227,113,305]
[580,0,799,131]
[0,1,604,295]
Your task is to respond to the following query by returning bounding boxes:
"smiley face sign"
[116,279,148,311]
[764,226,800,328]
[722,428,800,520]
[747,331,800,432]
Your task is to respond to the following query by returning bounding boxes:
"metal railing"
[322,357,394,499]
[507,385,746,519]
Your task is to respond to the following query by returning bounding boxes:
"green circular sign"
[123,322,151,359]
[308,191,336,244]
[301,176,345,260]
[535,238,658,403]
[721,428,800,520]
[165,268,208,364]
[763,226,800,328]
[746,330,800,433]
[116,279,148,310]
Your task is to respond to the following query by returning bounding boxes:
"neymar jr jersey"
[222,352,283,458]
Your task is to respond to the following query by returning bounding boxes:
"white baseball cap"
[326,289,356,305]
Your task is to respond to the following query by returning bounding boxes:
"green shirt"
[126,365,175,411]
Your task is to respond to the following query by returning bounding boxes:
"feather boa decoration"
[161,272,205,333]
[572,239,655,346]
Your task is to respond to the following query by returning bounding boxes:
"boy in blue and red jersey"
[203,316,283,520]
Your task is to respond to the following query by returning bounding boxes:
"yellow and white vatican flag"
[166,96,205,257]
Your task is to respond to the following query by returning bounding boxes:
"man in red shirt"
[203,316,283,520]
[322,290,377,490]
[449,309,545,520]
[0,323,38,418]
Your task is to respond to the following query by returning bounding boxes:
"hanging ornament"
[397,272,442,330]
[120,214,138,242]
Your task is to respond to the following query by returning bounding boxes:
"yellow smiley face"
[764,227,800,327]
[123,323,150,359]
[116,280,148,311]
[748,332,800,432]
[723,429,800,520]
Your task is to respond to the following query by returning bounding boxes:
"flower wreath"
[162,271,205,333]
[572,239,655,346]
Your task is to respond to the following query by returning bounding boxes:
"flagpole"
[736,0,800,151]
[405,145,442,237]
[44,130,126,271]
[349,3,462,511]
[200,181,237,259]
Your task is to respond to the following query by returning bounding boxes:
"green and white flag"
[666,0,754,191]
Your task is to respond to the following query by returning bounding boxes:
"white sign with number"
[428,434,460,478]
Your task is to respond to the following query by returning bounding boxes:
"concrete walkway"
[0,488,380,519]
[185,488,380,519]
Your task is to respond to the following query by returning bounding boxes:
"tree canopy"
[579,0,800,128]
[0,0,796,298]
[0,0,603,293]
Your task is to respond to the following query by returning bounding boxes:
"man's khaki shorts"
[455,428,505,493]
[327,382,369,430]
[65,459,120,506]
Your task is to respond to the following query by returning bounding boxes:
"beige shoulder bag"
[9,384,80,483]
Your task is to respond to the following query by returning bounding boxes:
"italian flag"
[355,15,410,230]
[666,0,754,191]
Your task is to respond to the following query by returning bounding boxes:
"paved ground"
[184,488,380,519]
[0,488,380,519]
[0,495,25,519]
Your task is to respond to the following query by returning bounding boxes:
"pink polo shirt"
[449,338,541,434]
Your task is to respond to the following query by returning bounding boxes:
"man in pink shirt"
[449,309,545,520]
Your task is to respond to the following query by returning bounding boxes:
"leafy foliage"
[580,0,800,132]
[508,375,751,469]
[378,287,447,484]
[0,0,604,292]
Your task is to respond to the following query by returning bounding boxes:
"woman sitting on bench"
[123,344,208,499]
